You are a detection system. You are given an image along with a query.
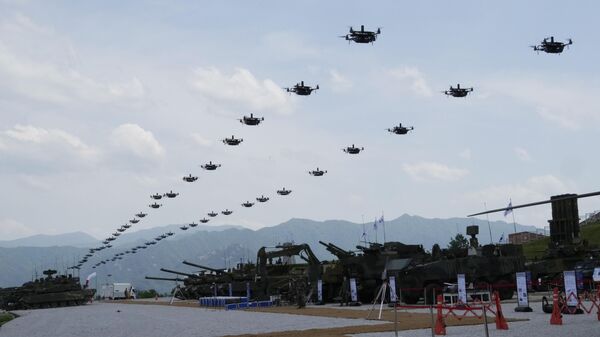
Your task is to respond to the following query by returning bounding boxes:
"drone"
[102,240,109,244]
[443,84,474,97]
[285,81,319,96]
[309,168,327,176]
[341,25,381,44]
[151,193,163,200]
[160,234,167,239]
[106,237,115,242]
[180,225,188,231]
[189,222,198,228]
[183,174,198,182]
[277,188,292,195]
[117,228,126,233]
[222,209,233,215]
[387,123,414,135]
[199,218,209,223]
[242,201,255,208]
[223,135,243,146]
[343,144,364,154]
[129,218,139,224]
[207,211,218,217]
[239,113,264,126]
[256,195,269,203]
[164,190,179,198]
[122,224,132,229]
[531,36,572,54]
[201,161,221,171]
[149,202,162,209]
[135,212,147,218]
[167,232,174,236]
[145,241,154,246]
[112,232,120,237]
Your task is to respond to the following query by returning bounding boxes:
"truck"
[112,283,134,299]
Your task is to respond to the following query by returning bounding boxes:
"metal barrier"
[550,286,600,325]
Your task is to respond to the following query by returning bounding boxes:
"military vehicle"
[397,225,525,304]
[0,270,95,310]
[469,191,600,291]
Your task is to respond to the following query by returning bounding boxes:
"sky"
[1,0,599,240]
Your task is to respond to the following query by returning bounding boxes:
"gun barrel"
[182,260,228,275]
[159,268,199,278]
[319,241,354,258]
[145,276,184,282]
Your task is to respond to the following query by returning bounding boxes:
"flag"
[504,201,513,217]
[373,218,378,230]
[377,215,384,227]
[499,233,505,243]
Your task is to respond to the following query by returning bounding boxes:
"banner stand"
[515,272,532,312]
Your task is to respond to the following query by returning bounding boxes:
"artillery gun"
[0,269,95,310]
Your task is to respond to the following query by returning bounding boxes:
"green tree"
[447,234,469,256]
[137,289,159,299]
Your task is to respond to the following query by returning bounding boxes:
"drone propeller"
[377,27,381,34]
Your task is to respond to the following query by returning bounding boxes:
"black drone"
[387,123,414,135]
[117,228,125,233]
[341,25,381,44]
[145,241,154,246]
[443,84,473,97]
[164,190,179,198]
[102,240,109,244]
[239,113,264,126]
[201,161,221,170]
[199,218,209,223]
[189,222,198,228]
[151,193,163,200]
[256,195,269,203]
[106,237,115,242]
[343,144,364,154]
[285,81,319,96]
[277,188,292,196]
[112,232,120,237]
[129,218,139,224]
[183,174,198,182]
[135,212,147,218]
[180,225,188,231]
[531,36,572,54]
[167,232,174,236]
[122,224,131,229]
[309,168,327,176]
[222,209,233,215]
[223,135,243,146]
[207,211,218,217]
[242,201,255,208]
[160,234,167,239]
[149,202,162,209]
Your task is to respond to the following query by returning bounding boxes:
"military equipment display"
[0,270,95,310]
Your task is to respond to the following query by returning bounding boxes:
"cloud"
[190,132,213,147]
[329,69,353,93]
[469,174,571,205]
[486,77,600,129]
[459,148,472,160]
[0,13,145,106]
[514,147,532,162]
[0,218,35,240]
[190,66,294,115]
[386,66,432,97]
[0,124,99,170]
[110,124,165,160]
[261,31,320,59]
[402,161,469,182]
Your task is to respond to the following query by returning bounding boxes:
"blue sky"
[1,0,599,240]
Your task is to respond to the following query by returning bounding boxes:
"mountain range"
[0,214,539,293]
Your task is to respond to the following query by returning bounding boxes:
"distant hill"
[0,232,99,248]
[0,215,536,292]
[523,220,600,259]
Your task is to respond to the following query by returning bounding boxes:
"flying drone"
[277,188,292,195]
[123,224,132,229]
[223,135,243,146]
[207,211,218,217]
[387,123,414,135]
[151,193,163,200]
[531,36,572,54]
[285,81,319,96]
[343,144,364,154]
[443,84,474,97]
[199,218,209,223]
[242,201,255,208]
[189,222,198,228]
[180,225,188,231]
[201,161,221,170]
[164,190,179,198]
[135,212,147,218]
[222,209,233,215]
[183,174,198,182]
[341,25,381,44]
[239,113,264,126]
[256,195,269,203]
[129,218,139,224]
[149,202,162,209]
[309,168,327,176]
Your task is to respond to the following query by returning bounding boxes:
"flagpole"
[510,198,517,234]
[382,211,386,244]
[374,218,378,244]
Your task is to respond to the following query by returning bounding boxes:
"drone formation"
[77,27,573,272]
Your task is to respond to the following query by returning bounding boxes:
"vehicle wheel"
[401,292,419,305]
[495,279,514,300]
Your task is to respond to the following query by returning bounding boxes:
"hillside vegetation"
[522,220,600,260]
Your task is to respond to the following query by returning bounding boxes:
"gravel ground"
[350,301,600,337]
[0,302,379,337]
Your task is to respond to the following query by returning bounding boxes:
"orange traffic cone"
[550,287,563,325]
[434,294,446,335]
[493,291,509,330]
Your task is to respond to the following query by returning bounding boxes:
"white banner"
[457,274,467,304]
[389,276,397,302]
[317,279,323,302]
[350,278,358,302]
[593,267,600,282]
[564,270,578,306]
[516,272,529,307]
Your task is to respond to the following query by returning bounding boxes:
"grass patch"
[0,312,15,327]
[522,221,600,260]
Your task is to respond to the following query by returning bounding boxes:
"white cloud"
[386,66,432,97]
[0,218,35,240]
[329,69,353,93]
[190,66,294,115]
[190,132,213,147]
[402,161,469,182]
[514,147,532,162]
[459,148,472,160]
[110,124,165,160]
[469,174,570,205]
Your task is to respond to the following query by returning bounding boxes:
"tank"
[0,269,96,310]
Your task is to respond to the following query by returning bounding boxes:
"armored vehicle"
[0,269,95,310]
